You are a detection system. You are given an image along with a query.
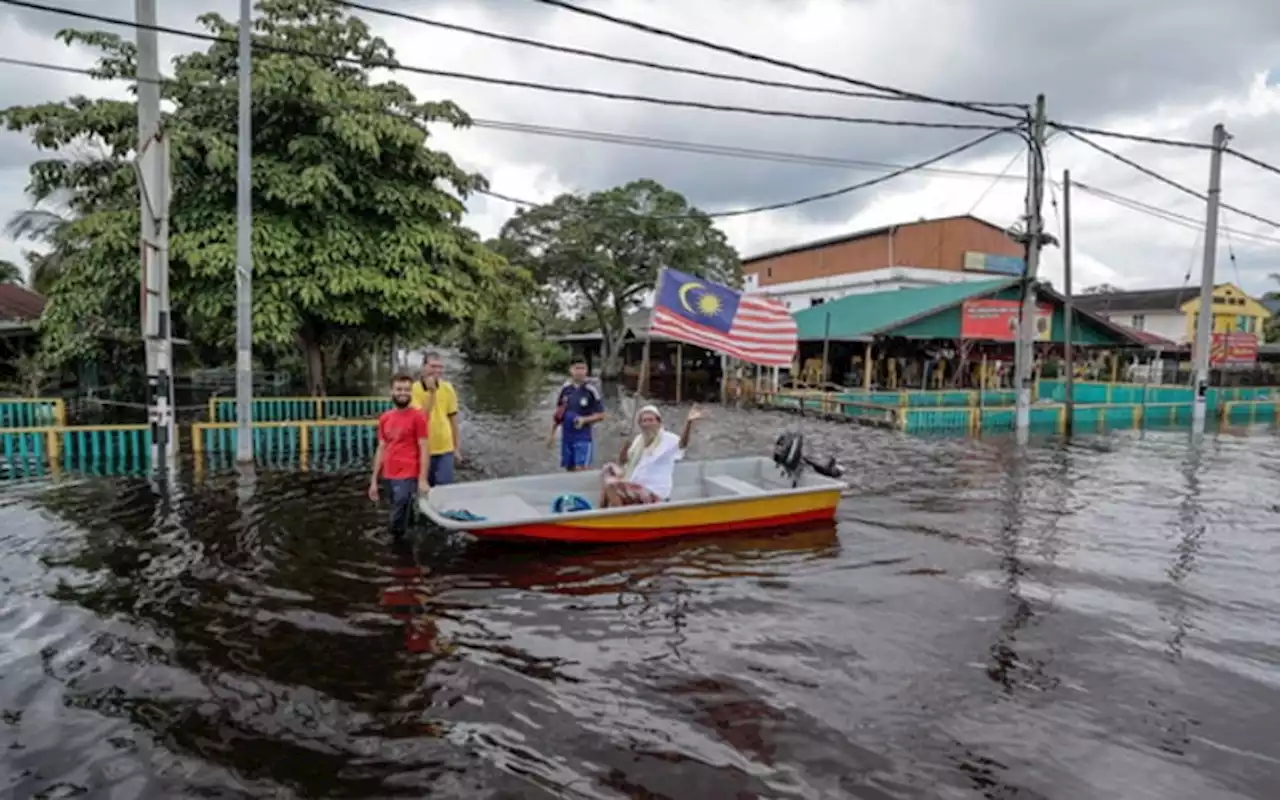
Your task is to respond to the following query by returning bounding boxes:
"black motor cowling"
[773,431,844,485]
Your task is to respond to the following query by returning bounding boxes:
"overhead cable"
[1062,129,1280,230]
[525,0,1026,121]
[0,0,1006,132]
[330,0,1016,107]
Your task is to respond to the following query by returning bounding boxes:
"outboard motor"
[772,431,844,487]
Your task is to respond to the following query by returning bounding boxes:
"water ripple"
[2,364,1279,798]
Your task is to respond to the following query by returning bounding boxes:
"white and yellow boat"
[417,436,846,545]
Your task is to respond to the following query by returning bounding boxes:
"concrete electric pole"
[1013,94,1047,443]
[235,0,255,463]
[1191,123,1228,433]
[136,0,176,473]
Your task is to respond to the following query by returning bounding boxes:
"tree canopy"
[495,179,740,373]
[1,0,520,388]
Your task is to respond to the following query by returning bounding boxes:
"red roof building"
[0,284,45,322]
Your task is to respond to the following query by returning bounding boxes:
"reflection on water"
[2,361,1279,798]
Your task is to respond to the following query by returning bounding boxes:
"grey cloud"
[1,0,1278,289]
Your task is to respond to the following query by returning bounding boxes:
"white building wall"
[748,267,996,311]
[1091,309,1186,343]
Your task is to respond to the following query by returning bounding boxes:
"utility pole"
[235,0,255,463]
[1013,94,1047,442]
[1191,123,1228,433]
[136,0,175,474]
[1061,169,1075,436]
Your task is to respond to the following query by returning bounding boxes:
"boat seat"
[704,475,766,497]
[474,494,542,521]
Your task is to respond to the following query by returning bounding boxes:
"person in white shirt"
[600,404,704,507]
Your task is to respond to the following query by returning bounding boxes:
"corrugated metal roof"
[741,214,1011,265]
[0,284,45,322]
[792,278,1016,341]
[1071,287,1200,313]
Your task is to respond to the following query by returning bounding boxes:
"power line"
[330,0,1018,108]
[1071,181,1280,247]
[1061,128,1280,230]
[0,53,1028,183]
[468,118,1026,180]
[0,0,1006,133]
[479,128,1016,219]
[525,0,1027,122]
[8,50,1273,246]
[1225,147,1280,179]
[1047,122,1209,151]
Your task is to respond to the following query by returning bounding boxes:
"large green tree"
[496,179,740,375]
[0,259,21,285]
[1,0,515,388]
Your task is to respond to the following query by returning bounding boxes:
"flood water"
[2,363,1279,799]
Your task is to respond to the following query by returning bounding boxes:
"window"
[1131,314,1145,330]
[766,267,772,278]
[810,297,826,307]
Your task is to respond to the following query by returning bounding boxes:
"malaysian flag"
[649,268,797,367]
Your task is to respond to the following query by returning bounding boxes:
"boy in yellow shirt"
[410,351,461,486]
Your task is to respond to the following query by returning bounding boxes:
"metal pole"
[1014,94,1047,442]
[136,0,175,474]
[235,0,255,463]
[1062,169,1075,436]
[1192,123,1228,433]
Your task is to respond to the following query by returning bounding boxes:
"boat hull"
[418,456,847,545]
[464,491,841,544]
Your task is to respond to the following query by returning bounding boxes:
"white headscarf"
[625,405,665,477]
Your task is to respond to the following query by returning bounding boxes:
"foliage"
[0,260,20,285]
[5,204,79,295]
[1,0,518,388]
[1081,283,1120,294]
[0,352,56,397]
[495,179,740,374]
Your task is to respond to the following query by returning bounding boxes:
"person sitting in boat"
[600,404,705,507]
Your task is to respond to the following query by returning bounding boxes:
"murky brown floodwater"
[3,361,1279,799]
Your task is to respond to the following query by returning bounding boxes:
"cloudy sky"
[1,0,1279,295]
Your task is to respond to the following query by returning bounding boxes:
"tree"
[1082,283,1120,294]
[495,179,740,375]
[1,0,516,388]
[0,260,21,285]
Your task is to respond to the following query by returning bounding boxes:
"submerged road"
[1,363,1278,798]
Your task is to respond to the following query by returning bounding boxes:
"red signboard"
[960,300,1053,342]
[1210,332,1258,366]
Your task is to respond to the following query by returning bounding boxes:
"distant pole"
[1192,124,1228,433]
[1014,94,1048,442]
[235,0,255,463]
[136,0,175,473]
[1062,169,1075,436]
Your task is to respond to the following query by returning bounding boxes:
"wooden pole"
[820,311,831,388]
[638,335,653,398]
[675,343,683,403]
[863,342,872,389]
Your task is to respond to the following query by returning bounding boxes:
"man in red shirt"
[368,373,430,537]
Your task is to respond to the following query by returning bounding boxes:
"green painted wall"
[884,287,1127,346]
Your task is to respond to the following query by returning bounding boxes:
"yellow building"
[1181,283,1271,341]
[1074,282,1271,346]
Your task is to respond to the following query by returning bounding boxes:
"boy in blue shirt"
[547,360,606,471]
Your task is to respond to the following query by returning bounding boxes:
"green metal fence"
[208,396,392,422]
[0,425,152,480]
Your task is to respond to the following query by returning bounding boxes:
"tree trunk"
[298,326,326,395]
